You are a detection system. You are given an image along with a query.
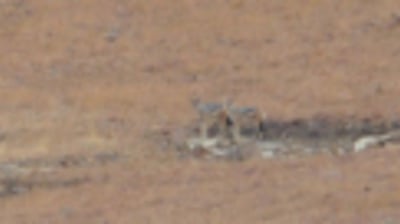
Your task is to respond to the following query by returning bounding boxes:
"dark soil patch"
[259,116,400,141]
[173,116,400,160]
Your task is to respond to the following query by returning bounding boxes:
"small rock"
[353,135,385,152]
[207,147,230,157]
[185,137,219,150]
[255,141,285,159]
[260,150,275,159]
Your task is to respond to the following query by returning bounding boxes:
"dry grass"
[1,0,400,223]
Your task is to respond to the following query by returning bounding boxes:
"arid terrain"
[1,0,400,223]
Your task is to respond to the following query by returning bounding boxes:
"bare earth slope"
[1,0,400,223]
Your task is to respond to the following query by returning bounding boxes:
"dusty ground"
[1,0,400,223]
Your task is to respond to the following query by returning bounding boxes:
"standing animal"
[191,98,265,143]
[191,98,232,139]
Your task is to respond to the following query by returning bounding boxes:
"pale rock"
[261,150,275,159]
[186,137,219,150]
[353,135,384,152]
[256,141,285,159]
